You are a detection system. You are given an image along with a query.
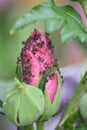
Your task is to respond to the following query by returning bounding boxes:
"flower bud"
[79,93,87,124]
[39,70,62,120]
[16,29,56,85]
[16,29,62,121]
[3,79,45,126]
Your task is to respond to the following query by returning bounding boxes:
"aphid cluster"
[16,29,62,85]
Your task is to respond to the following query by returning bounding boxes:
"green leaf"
[60,5,87,43]
[46,18,64,32]
[10,1,63,35]
[10,1,87,43]
[61,25,76,42]
[57,71,87,129]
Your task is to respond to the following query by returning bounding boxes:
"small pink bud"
[46,70,58,102]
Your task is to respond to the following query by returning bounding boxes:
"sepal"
[3,79,45,126]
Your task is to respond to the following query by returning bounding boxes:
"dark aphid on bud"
[16,29,60,86]
[22,41,25,45]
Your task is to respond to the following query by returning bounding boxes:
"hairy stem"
[36,121,44,130]
[56,71,87,129]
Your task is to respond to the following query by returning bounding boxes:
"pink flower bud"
[16,29,61,103]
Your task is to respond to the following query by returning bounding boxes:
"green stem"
[56,71,87,130]
[63,110,80,130]
[25,125,34,130]
[17,125,34,130]
[36,121,44,130]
